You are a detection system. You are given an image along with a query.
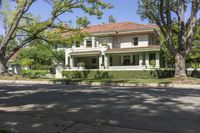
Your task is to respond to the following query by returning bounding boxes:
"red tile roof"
[81,22,158,34]
[63,22,158,36]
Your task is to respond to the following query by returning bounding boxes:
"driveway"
[0,84,199,133]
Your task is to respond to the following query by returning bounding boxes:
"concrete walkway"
[0,84,199,133]
[0,79,200,88]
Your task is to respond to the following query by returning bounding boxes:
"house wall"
[64,31,160,70]
[62,32,158,51]
[112,34,149,48]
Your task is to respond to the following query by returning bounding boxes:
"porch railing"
[108,65,146,70]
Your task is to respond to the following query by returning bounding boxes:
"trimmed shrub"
[62,70,160,79]
[187,69,200,78]
[22,70,49,78]
[62,69,200,79]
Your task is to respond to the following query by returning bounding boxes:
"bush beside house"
[22,70,49,78]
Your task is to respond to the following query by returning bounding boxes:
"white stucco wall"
[138,35,149,47]
[118,35,149,48]
[120,36,132,48]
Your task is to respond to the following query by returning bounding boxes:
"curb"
[69,82,200,89]
[0,80,199,89]
[0,80,52,85]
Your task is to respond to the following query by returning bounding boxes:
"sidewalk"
[0,79,199,89]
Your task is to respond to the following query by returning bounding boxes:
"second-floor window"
[86,40,92,48]
[132,37,138,46]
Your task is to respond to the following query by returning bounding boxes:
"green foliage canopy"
[76,16,90,28]
[16,42,65,70]
[0,0,112,73]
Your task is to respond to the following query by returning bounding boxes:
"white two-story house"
[63,22,160,70]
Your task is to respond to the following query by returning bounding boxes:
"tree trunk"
[174,53,187,78]
[0,58,8,74]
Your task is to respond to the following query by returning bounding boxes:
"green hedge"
[22,70,49,78]
[62,69,200,79]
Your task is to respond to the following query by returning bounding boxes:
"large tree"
[137,0,200,78]
[0,0,111,74]
[161,25,200,68]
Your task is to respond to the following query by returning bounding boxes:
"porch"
[65,51,160,70]
[72,56,99,69]
[106,52,160,70]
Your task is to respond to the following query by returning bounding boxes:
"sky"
[28,0,147,25]
[0,0,147,35]
[0,0,198,35]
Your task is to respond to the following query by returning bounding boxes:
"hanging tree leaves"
[0,0,112,73]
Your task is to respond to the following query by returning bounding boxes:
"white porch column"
[145,53,149,68]
[83,38,87,48]
[65,56,69,66]
[156,52,160,68]
[70,56,74,68]
[96,38,99,47]
[139,53,143,66]
[92,36,95,48]
[104,55,109,69]
[99,55,102,69]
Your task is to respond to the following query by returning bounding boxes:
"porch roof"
[105,45,160,54]
[70,50,101,56]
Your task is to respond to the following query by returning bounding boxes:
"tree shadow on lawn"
[0,84,199,133]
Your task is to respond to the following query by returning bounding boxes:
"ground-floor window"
[149,53,156,62]
[102,55,105,66]
[109,56,113,66]
[123,55,131,65]
[132,54,139,65]
[92,58,96,64]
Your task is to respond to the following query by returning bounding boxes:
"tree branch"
[185,0,199,54]
[164,1,177,55]
[1,0,35,54]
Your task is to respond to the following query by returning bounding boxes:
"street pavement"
[0,84,199,133]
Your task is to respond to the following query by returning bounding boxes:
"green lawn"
[0,75,199,85]
[52,77,200,85]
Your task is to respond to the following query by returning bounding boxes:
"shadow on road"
[0,84,199,133]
